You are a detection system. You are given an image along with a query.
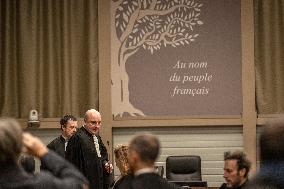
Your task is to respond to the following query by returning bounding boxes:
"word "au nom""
[173,60,208,69]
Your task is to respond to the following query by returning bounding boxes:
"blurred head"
[223,150,251,188]
[261,117,284,162]
[60,114,77,139]
[84,109,102,135]
[0,118,23,165]
[114,145,131,176]
[128,132,160,171]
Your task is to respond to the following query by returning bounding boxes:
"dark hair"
[60,114,77,130]
[129,132,160,164]
[224,150,251,178]
[260,117,284,162]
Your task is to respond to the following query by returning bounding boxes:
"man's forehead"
[225,159,238,168]
[66,120,77,126]
[88,113,101,120]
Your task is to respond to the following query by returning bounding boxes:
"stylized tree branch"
[120,19,159,62]
[143,16,195,47]
[118,0,147,42]
[138,4,195,20]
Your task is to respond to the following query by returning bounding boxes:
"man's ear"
[132,151,139,160]
[239,168,246,177]
[131,151,139,162]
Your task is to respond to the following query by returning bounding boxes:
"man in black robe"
[66,109,113,189]
[47,114,77,158]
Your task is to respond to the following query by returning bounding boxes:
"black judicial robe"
[66,127,109,189]
[47,135,66,158]
[112,175,133,189]
[130,173,180,189]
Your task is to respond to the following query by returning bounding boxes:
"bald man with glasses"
[66,109,113,189]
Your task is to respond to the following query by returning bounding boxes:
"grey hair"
[0,118,23,164]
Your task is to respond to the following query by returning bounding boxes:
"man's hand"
[104,162,113,173]
[22,132,48,158]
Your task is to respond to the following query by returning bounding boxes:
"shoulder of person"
[115,175,134,189]
[68,132,82,144]
[219,183,227,189]
[121,174,134,182]
[47,136,61,147]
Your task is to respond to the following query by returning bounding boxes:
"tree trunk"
[111,52,145,117]
[111,3,145,117]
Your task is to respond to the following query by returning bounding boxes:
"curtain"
[0,0,98,118]
[255,0,284,114]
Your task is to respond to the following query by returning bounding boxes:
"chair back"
[166,155,202,181]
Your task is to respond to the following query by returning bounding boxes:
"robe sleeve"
[66,134,86,176]
[98,135,109,165]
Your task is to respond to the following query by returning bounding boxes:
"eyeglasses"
[89,120,102,125]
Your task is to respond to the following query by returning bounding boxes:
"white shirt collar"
[134,168,155,176]
[61,135,68,141]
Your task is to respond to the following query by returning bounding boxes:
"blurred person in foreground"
[112,145,133,189]
[47,114,77,158]
[66,109,113,189]
[245,117,284,189]
[19,154,35,174]
[0,117,88,189]
[128,132,180,189]
[219,150,251,189]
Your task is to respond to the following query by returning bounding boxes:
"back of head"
[0,118,23,165]
[129,132,160,164]
[260,117,284,162]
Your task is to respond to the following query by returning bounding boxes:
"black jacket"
[0,151,88,189]
[131,173,180,189]
[220,180,248,189]
[47,135,66,158]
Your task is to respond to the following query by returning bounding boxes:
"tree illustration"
[111,0,204,117]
